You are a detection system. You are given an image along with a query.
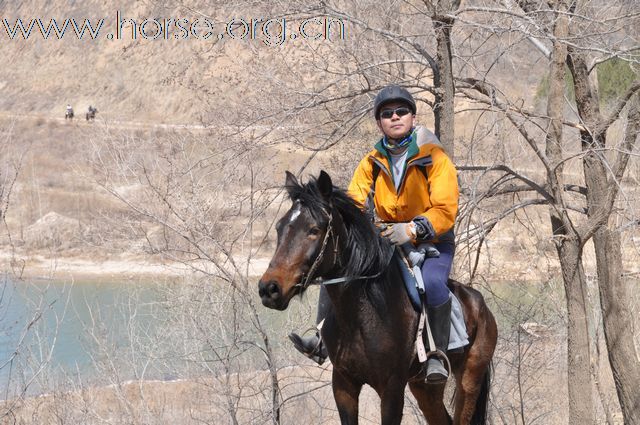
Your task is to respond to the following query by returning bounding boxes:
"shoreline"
[0,250,271,283]
[2,248,636,285]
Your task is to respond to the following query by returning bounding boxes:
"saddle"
[394,246,469,353]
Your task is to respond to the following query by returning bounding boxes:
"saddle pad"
[394,249,423,312]
[395,251,469,350]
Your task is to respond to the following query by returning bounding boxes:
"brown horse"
[258,171,497,425]
[86,106,97,121]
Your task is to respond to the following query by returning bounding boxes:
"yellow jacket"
[347,126,459,242]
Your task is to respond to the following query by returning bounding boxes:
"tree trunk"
[432,15,456,157]
[545,11,596,423]
[584,108,640,424]
[556,239,595,424]
[593,227,640,424]
[570,45,640,425]
[426,0,459,157]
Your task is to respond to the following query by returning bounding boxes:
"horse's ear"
[284,171,299,199]
[317,170,333,200]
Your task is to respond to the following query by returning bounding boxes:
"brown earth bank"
[0,338,625,425]
[0,361,603,425]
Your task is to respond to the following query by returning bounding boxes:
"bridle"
[293,207,383,290]
[294,209,336,291]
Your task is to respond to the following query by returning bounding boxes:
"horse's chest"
[331,333,413,384]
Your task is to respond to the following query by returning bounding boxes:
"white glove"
[381,222,416,245]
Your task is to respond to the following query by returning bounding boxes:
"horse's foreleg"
[380,381,407,425]
[408,380,452,425]
[332,370,362,425]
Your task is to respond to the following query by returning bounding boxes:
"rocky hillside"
[0,1,293,123]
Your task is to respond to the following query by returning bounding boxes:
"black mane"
[286,176,393,281]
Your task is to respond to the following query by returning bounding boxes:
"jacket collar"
[374,125,440,164]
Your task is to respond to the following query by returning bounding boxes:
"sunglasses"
[379,107,412,119]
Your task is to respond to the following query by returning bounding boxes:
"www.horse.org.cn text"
[1,11,347,46]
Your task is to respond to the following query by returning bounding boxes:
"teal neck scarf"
[382,128,414,154]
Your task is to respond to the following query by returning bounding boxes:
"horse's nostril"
[258,281,269,298]
[259,280,281,300]
[267,282,279,296]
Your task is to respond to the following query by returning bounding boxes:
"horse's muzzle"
[258,279,286,310]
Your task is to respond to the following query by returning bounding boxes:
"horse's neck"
[323,216,401,326]
[324,268,402,332]
[324,283,367,329]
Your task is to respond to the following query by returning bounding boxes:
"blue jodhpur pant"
[421,241,455,307]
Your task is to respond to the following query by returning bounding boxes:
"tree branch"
[598,79,640,134]
[458,164,554,203]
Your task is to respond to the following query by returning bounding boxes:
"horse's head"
[258,170,337,310]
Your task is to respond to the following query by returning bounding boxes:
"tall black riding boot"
[426,295,452,383]
[288,286,330,365]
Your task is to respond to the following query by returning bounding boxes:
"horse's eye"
[309,227,321,236]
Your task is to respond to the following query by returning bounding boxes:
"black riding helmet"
[373,85,416,119]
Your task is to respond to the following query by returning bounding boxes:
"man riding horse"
[290,85,460,383]
[86,105,97,121]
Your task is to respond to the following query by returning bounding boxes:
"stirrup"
[426,358,448,383]
[425,349,451,384]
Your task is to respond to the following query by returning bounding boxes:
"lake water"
[5,274,580,399]
[0,275,165,395]
[0,273,316,397]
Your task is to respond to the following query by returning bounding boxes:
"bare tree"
[190,0,640,422]
[0,122,58,418]
[0,122,29,278]
[85,127,306,424]
[456,1,640,422]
